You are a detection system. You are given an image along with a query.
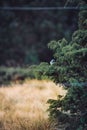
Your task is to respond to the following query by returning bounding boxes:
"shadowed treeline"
[0,0,78,66]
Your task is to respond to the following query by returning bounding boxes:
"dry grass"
[0,80,66,130]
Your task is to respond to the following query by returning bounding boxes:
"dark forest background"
[0,0,79,66]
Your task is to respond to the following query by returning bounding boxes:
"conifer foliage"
[47,1,87,129]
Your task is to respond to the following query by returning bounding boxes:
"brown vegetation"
[0,80,66,130]
[11,74,25,83]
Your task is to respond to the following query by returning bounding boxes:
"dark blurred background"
[0,0,78,66]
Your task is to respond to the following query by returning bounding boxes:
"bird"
[50,59,55,65]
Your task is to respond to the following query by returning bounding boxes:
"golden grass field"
[0,80,66,130]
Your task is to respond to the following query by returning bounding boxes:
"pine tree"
[47,1,87,129]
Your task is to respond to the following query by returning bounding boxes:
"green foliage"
[0,63,51,85]
[33,62,50,80]
[47,30,87,84]
[0,65,38,84]
[47,1,87,129]
[79,10,87,29]
[47,86,87,129]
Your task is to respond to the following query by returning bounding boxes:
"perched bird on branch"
[50,59,55,65]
